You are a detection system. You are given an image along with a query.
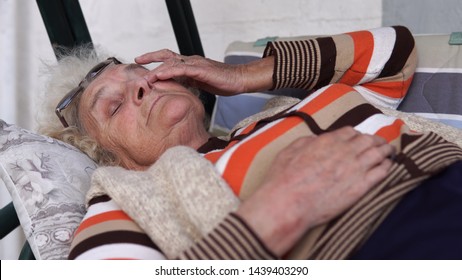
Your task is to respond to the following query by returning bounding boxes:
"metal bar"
[165,0,215,116]
[19,242,35,260]
[0,202,20,240]
[181,0,205,56]
[36,0,74,57]
[166,0,200,56]
[0,203,35,259]
[61,0,93,47]
[36,0,93,59]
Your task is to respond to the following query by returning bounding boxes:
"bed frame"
[0,0,210,260]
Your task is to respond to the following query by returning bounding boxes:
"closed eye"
[111,102,123,116]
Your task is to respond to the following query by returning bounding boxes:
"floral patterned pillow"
[0,120,97,259]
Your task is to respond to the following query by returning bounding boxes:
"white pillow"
[0,120,97,260]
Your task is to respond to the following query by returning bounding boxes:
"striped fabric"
[262,26,416,108]
[68,195,165,260]
[177,213,275,260]
[206,26,418,197]
[214,32,462,135]
[201,26,462,258]
[68,26,462,260]
[68,196,275,260]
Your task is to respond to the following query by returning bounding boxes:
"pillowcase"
[210,33,462,135]
[0,120,97,260]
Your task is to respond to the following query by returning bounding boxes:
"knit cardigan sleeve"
[177,213,277,260]
[263,26,417,109]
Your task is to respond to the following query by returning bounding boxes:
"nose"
[130,77,152,105]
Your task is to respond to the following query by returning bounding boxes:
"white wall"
[80,0,382,62]
[0,0,382,259]
[0,0,54,260]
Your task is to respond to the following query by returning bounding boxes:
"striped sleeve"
[263,26,416,109]
[177,213,277,260]
[68,195,166,260]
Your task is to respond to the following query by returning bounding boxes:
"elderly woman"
[38,26,462,260]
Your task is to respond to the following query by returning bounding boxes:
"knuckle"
[296,135,317,147]
[369,145,392,162]
[357,134,375,146]
[331,126,358,140]
[163,49,176,57]
[368,148,383,160]
[286,138,304,151]
[339,126,357,135]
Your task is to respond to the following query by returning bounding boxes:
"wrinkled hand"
[235,127,395,256]
[135,49,274,96]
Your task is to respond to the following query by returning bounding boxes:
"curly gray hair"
[36,45,120,166]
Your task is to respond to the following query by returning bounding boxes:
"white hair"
[36,45,120,165]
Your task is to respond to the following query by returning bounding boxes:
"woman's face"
[78,63,209,170]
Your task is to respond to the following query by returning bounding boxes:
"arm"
[176,213,276,259]
[265,26,416,90]
[135,49,274,96]
[136,26,415,108]
[265,26,417,108]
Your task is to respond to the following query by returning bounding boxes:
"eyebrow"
[90,86,108,111]
[89,64,147,111]
[124,63,147,73]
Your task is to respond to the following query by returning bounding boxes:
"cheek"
[121,135,163,168]
[164,97,192,122]
[109,118,143,148]
[108,123,161,165]
[79,110,104,145]
[155,95,203,126]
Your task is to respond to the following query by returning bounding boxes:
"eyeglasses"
[55,57,122,128]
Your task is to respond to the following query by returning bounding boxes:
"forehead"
[85,62,148,91]
[120,63,149,74]
[88,62,148,82]
[79,63,148,107]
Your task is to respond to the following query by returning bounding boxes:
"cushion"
[398,34,462,127]
[210,33,462,135]
[0,120,97,259]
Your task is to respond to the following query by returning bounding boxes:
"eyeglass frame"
[55,57,122,128]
